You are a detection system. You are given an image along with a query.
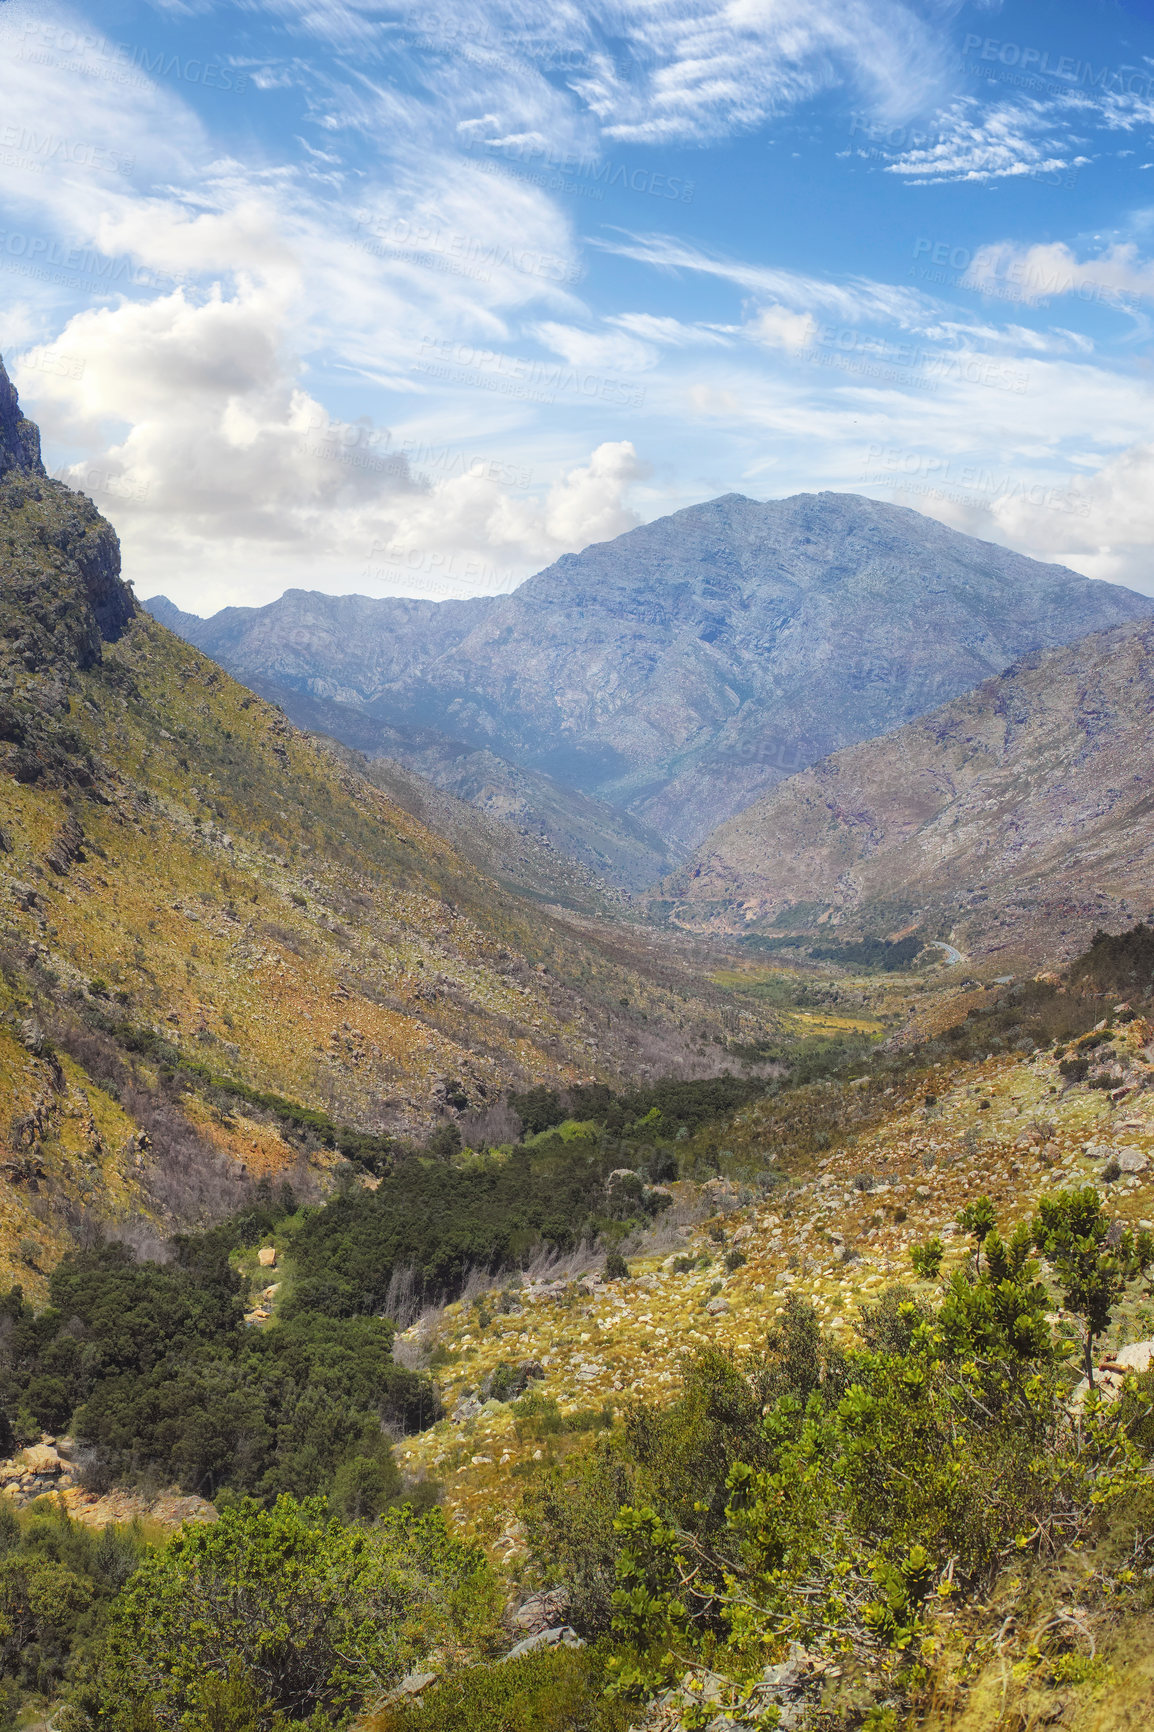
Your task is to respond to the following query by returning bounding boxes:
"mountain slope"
[662,618,1154,961]
[239,677,673,891]
[146,493,1152,875]
[0,361,777,1287]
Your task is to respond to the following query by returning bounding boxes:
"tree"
[330,1453,401,1522]
[1031,1187,1154,1388]
[956,1195,997,1272]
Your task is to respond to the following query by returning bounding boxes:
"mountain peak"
[0,357,45,481]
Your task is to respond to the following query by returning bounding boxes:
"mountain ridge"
[146,490,1154,879]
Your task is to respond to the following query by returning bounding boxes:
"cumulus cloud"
[962,239,1154,308]
[15,292,649,610]
[748,303,819,353]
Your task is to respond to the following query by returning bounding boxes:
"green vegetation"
[75,1497,500,1731]
[522,1192,1154,1729]
[741,933,925,970]
[372,1645,631,1732]
[0,1240,436,1501]
[0,1498,147,1720]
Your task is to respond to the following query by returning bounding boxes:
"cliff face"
[0,357,44,481]
[0,359,134,698]
[147,492,1154,877]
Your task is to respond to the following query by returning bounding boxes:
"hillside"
[0,361,779,1290]
[661,618,1154,964]
[145,493,1152,879]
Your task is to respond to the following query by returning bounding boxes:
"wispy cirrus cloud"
[590,229,935,329]
[252,0,953,147]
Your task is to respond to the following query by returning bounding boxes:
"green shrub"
[85,1498,501,1730]
[371,1644,631,1732]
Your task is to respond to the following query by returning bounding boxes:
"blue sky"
[3,0,1154,611]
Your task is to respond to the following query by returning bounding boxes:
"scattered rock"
[502,1626,584,1662]
[382,1671,439,1704]
[511,1587,571,1634]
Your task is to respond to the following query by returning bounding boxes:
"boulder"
[502,1626,584,1662]
[383,1671,439,1704]
[512,1587,571,1634]
[705,1296,730,1316]
[257,1246,277,1268]
[1071,1337,1154,1406]
[1116,1147,1149,1173]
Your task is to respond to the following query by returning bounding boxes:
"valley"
[3,358,1154,1731]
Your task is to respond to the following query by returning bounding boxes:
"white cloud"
[884,97,1084,184]
[592,229,933,328]
[15,290,650,611]
[748,303,819,352]
[962,239,1154,308]
[532,321,658,371]
[609,311,731,348]
[254,0,951,147]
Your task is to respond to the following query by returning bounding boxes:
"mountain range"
[146,494,1152,887]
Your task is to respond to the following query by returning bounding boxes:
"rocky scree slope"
[146,492,1151,880]
[0,363,776,1286]
[663,618,1154,962]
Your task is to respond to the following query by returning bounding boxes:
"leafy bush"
[522,1196,1154,1727]
[81,1498,501,1730]
[370,1644,632,1732]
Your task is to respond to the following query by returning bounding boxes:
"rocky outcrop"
[0,356,135,680]
[0,356,44,479]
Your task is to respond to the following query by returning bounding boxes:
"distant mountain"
[662,618,1154,962]
[146,493,1153,882]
